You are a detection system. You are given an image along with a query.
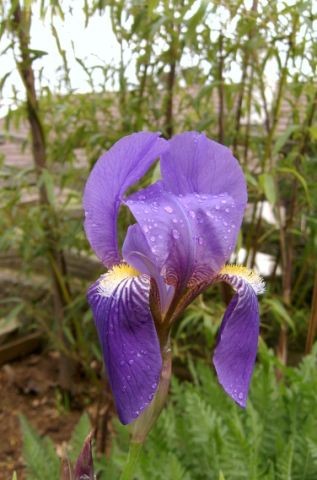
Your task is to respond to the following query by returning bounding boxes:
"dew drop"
[172,229,180,239]
[238,392,244,400]
[221,199,227,204]
[128,359,134,365]
[148,393,154,401]
[133,410,140,418]
[120,360,125,366]
[225,208,230,213]
[172,218,178,224]
[151,382,157,390]
[150,236,156,242]
[164,205,173,213]
[189,210,196,218]
[143,225,149,233]
[198,237,204,245]
[215,205,220,211]
[127,375,131,380]
[137,352,142,358]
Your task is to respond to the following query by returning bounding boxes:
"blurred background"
[0,0,316,479]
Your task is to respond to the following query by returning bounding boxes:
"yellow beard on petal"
[99,263,141,296]
[219,264,265,294]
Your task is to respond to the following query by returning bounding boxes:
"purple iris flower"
[83,132,264,425]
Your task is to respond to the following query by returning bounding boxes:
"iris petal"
[161,131,247,210]
[213,268,263,407]
[122,224,174,313]
[126,182,242,291]
[83,132,167,268]
[87,269,162,424]
[126,182,194,290]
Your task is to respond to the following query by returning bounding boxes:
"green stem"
[120,442,143,480]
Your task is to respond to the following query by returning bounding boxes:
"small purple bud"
[73,432,94,480]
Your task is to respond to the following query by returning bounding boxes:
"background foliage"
[0,0,316,478]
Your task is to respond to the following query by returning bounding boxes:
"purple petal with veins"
[161,131,247,210]
[83,132,167,268]
[88,273,162,424]
[126,182,243,290]
[213,278,259,407]
[122,224,174,313]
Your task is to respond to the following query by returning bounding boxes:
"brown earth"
[0,351,110,480]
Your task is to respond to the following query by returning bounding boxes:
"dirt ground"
[0,351,106,480]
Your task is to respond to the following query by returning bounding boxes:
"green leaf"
[20,415,60,480]
[38,169,55,206]
[259,173,277,205]
[69,413,92,463]
[277,166,311,206]
[273,125,299,155]
[264,298,295,331]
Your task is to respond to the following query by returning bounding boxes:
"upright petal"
[213,266,265,407]
[126,182,195,290]
[126,182,243,291]
[87,265,162,424]
[122,224,174,314]
[161,131,247,211]
[83,132,167,268]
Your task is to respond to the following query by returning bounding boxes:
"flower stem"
[119,442,143,480]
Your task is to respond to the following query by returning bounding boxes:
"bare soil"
[0,351,103,480]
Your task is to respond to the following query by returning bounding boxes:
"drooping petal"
[126,181,242,291]
[122,224,174,313]
[83,132,167,268]
[161,131,247,211]
[213,266,265,407]
[87,265,162,424]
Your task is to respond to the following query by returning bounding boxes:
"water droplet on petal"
[215,205,220,211]
[143,225,149,233]
[151,382,157,390]
[150,236,156,242]
[120,360,125,366]
[189,210,196,218]
[128,359,134,365]
[164,206,173,213]
[172,229,180,239]
[172,218,178,224]
[238,392,244,400]
[225,208,230,213]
